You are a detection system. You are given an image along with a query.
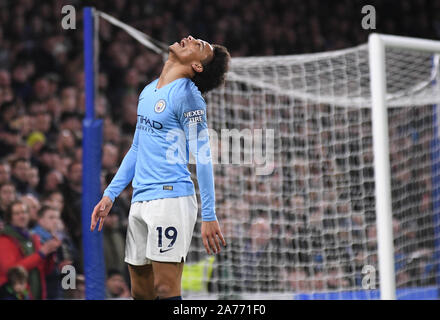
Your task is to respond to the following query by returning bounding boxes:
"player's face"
[169,35,214,72]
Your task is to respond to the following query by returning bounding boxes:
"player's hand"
[201,220,227,255]
[90,196,113,232]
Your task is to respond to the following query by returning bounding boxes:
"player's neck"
[157,60,192,89]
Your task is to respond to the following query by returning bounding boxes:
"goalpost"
[82,7,440,300]
[369,34,440,299]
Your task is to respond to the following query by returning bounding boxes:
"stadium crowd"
[0,0,439,299]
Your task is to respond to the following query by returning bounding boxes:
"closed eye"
[197,39,204,51]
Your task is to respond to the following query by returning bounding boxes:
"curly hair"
[191,44,230,94]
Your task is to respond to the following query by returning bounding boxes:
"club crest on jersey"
[154,99,166,113]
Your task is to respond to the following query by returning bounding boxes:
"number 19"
[156,226,178,247]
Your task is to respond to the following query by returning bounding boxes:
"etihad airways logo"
[137,114,163,133]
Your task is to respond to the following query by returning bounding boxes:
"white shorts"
[124,194,198,265]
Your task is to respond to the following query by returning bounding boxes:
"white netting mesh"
[185,44,440,300]
[225,46,440,107]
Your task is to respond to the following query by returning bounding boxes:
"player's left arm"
[176,92,227,255]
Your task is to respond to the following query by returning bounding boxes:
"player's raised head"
[170,35,230,93]
[192,43,230,94]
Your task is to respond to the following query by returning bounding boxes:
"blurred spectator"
[54,218,77,278]
[41,169,64,194]
[0,200,61,299]
[103,117,122,146]
[26,166,40,198]
[10,158,32,196]
[20,194,41,229]
[56,129,77,158]
[325,265,350,290]
[11,63,33,102]
[105,269,130,299]
[242,217,273,291]
[103,211,126,279]
[0,182,16,225]
[32,77,52,102]
[12,142,31,162]
[59,112,82,141]
[102,142,119,175]
[32,205,72,299]
[60,87,78,114]
[39,192,77,272]
[60,161,83,272]
[0,161,11,185]
[0,102,20,158]
[310,268,325,292]
[35,146,59,190]
[63,274,85,300]
[41,191,64,212]
[0,266,30,300]
[287,267,310,292]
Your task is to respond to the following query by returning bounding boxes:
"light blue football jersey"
[103,78,216,221]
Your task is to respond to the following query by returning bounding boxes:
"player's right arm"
[90,127,139,231]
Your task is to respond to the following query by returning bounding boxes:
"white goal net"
[185,40,440,300]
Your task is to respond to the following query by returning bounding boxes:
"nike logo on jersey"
[159,247,174,253]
